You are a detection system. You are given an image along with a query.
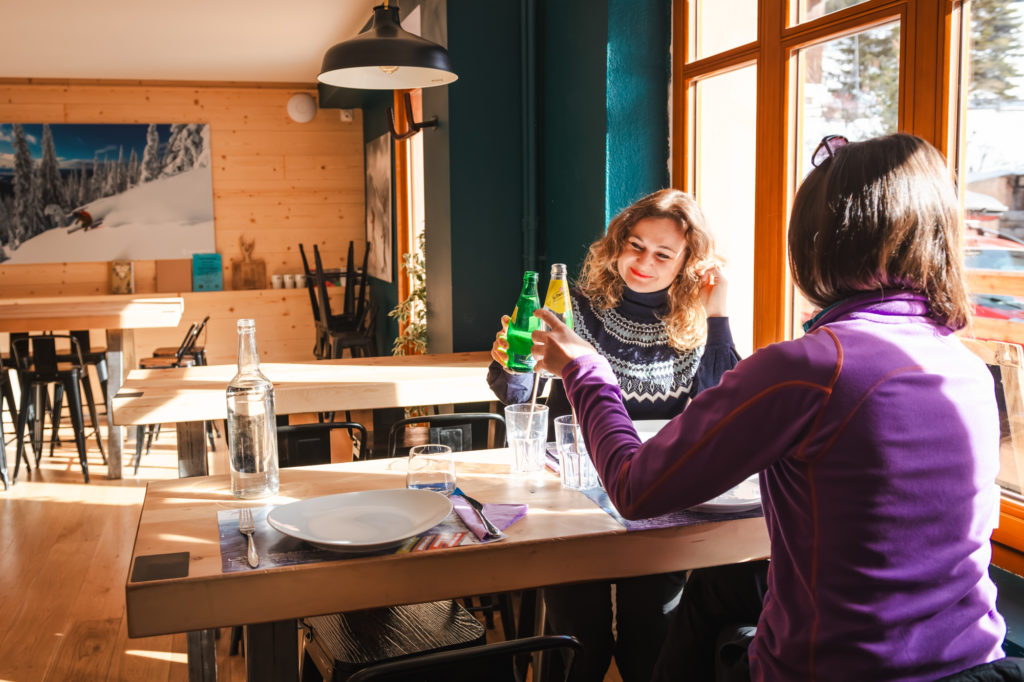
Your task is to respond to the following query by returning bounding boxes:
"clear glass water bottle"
[227,319,279,498]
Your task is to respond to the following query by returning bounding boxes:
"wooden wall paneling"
[126,288,345,365]
[0,81,365,360]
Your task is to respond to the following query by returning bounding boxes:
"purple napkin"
[451,493,527,543]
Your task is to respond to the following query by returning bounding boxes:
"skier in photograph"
[67,209,102,233]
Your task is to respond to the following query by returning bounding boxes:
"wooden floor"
[0,417,251,682]
[0,412,623,682]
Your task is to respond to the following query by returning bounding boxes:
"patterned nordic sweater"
[487,286,740,424]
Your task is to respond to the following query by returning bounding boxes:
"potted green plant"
[389,231,426,356]
[389,232,429,423]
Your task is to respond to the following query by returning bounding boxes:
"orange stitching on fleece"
[622,378,832,516]
[810,363,925,465]
[794,328,843,462]
[803,327,844,682]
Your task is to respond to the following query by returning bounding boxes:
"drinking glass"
[504,403,549,475]
[554,415,600,489]
[406,444,456,495]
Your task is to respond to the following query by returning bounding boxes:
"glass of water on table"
[554,415,600,489]
[504,403,549,475]
[406,444,456,495]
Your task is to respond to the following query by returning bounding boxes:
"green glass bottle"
[506,271,542,372]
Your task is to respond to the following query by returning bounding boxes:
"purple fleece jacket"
[562,290,1006,681]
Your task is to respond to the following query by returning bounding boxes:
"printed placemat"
[217,506,475,573]
[580,487,764,531]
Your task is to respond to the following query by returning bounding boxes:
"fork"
[238,508,259,568]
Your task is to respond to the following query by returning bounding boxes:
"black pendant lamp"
[318,1,458,90]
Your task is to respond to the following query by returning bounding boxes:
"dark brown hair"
[577,188,718,349]
[788,133,971,330]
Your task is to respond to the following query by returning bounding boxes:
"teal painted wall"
[605,0,671,220]
[538,0,609,280]
[341,0,670,355]
[445,0,525,352]
[537,0,670,281]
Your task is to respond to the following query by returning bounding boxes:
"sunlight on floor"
[125,649,189,664]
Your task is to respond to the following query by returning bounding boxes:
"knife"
[454,488,505,539]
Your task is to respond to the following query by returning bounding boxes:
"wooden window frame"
[672,0,1024,559]
[673,0,959,350]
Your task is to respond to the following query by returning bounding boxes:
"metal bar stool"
[12,335,98,483]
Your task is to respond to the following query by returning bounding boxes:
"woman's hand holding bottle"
[491,315,512,367]
[531,309,598,378]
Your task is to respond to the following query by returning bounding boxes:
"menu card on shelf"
[192,253,223,291]
[156,259,192,293]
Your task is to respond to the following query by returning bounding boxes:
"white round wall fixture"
[287,93,317,123]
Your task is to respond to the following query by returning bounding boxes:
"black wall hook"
[387,92,439,140]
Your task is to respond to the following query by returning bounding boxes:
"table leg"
[244,620,299,682]
[104,329,135,479]
[186,629,218,682]
[177,421,208,478]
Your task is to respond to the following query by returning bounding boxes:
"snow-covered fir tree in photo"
[0,122,214,264]
[139,123,162,184]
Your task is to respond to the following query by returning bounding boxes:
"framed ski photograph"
[0,122,215,264]
[364,132,392,283]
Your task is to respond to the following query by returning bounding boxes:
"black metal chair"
[344,635,583,682]
[56,330,109,416]
[150,315,211,367]
[0,347,19,480]
[133,322,216,473]
[12,335,101,483]
[0,367,11,490]
[276,420,368,467]
[386,413,506,459]
[312,242,376,359]
[298,244,329,360]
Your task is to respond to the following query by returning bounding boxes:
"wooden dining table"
[126,450,771,682]
[0,294,185,479]
[111,351,500,477]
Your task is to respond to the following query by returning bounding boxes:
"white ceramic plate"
[633,419,671,442]
[691,474,762,513]
[267,488,453,553]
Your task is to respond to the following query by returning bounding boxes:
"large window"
[963,0,1024,343]
[674,0,1024,556]
[691,0,757,60]
[794,0,877,24]
[962,0,1024,502]
[693,66,757,358]
[791,22,901,334]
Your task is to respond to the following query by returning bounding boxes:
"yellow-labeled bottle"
[543,263,573,330]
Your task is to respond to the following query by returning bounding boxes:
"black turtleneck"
[487,286,740,429]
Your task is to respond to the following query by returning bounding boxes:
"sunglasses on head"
[811,134,849,168]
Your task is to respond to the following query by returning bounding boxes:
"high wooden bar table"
[0,294,185,479]
[126,451,771,682]
[111,351,498,477]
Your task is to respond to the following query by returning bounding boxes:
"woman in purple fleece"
[531,134,1008,681]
